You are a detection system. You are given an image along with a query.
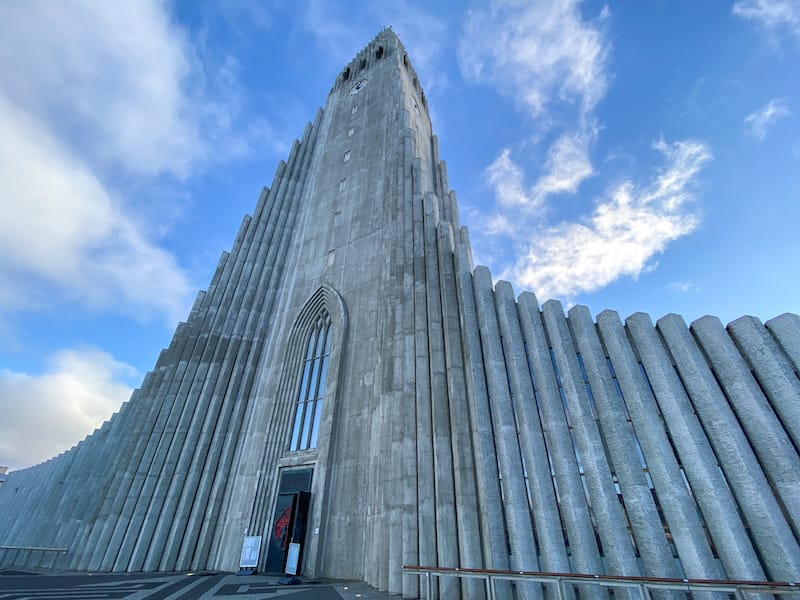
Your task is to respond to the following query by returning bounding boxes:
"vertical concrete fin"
[691,315,800,540]
[629,312,762,580]
[540,300,606,587]
[572,306,678,579]
[565,305,642,581]
[728,316,800,450]
[454,245,509,580]
[765,313,800,373]
[472,268,540,600]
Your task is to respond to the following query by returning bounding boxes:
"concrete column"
[60,402,132,570]
[437,223,484,600]
[78,370,166,570]
[421,198,459,600]
[412,192,437,599]
[628,313,763,580]
[128,209,264,572]
[691,315,800,539]
[454,245,510,593]
[500,288,570,575]
[765,313,800,373]
[569,305,677,580]
[597,310,720,580]
[161,121,317,573]
[538,301,605,585]
[728,316,800,449]
[399,135,419,600]
[473,268,540,600]
[660,313,800,580]
[545,303,638,584]
[175,126,317,572]
[204,120,322,571]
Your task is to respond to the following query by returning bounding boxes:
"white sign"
[285,542,301,575]
[239,536,262,568]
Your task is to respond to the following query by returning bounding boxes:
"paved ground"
[0,571,395,600]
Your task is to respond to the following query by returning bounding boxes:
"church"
[1,28,799,599]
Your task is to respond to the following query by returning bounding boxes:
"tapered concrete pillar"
[411,192,437,599]
[473,267,539,600]
[728,316,800,449]
[598,310,720,580]
[455,244,510,600]
[515,294,571,578]
[548,304,639,585]
[659,313,800,580]
[569,305,678,580]
[691,315,800,540]
[437,223,483,600]
[421,196,459,600]
[765,313,800,373]
[628,313,763,580]
[540,301,605,587]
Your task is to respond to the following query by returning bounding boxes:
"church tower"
[2,28,800,600]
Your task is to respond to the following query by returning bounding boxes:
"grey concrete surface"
[0,570,394,600]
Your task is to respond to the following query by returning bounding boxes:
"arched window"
[289,312,332,451]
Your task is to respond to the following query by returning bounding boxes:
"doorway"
[265,468,313,573]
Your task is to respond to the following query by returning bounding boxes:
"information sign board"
[239,536,262,569]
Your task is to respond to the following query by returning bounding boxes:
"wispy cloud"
[1,1,206,178]
[744,98,791,140]
[459,0,608,118]
[499,140,712,300]
[459,0,607,209]
[457,2,715,300]
[733,0,800,39]
[487,131,595,215]
[669,281,699,293]
[0,348,136,471]
[0,96,193,320]
[0,0,265,321]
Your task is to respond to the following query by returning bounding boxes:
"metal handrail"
[403,565,799,600]
[0,546,67,553]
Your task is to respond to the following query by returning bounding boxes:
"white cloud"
[0,96,192,321]
[744,98,791,140]
[669,281,699,293]
[531,131,595,202]
[0,0,206,178]
[733,0,800,38]
[487,149,535,209]
[460,0,607,208]
[500,139,712,300]
[0,348,136,471]
[488,131,595,214]
[459,0,608,117]
[0,0,268,321]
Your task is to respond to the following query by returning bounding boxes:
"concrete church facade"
[2,29,800,598]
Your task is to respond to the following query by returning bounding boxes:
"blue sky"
[1,0,798,471]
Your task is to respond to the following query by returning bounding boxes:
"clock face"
[349,79,368,95]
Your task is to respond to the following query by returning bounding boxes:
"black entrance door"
[265,469,313,573]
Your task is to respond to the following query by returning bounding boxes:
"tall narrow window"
[289,313,332,451]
